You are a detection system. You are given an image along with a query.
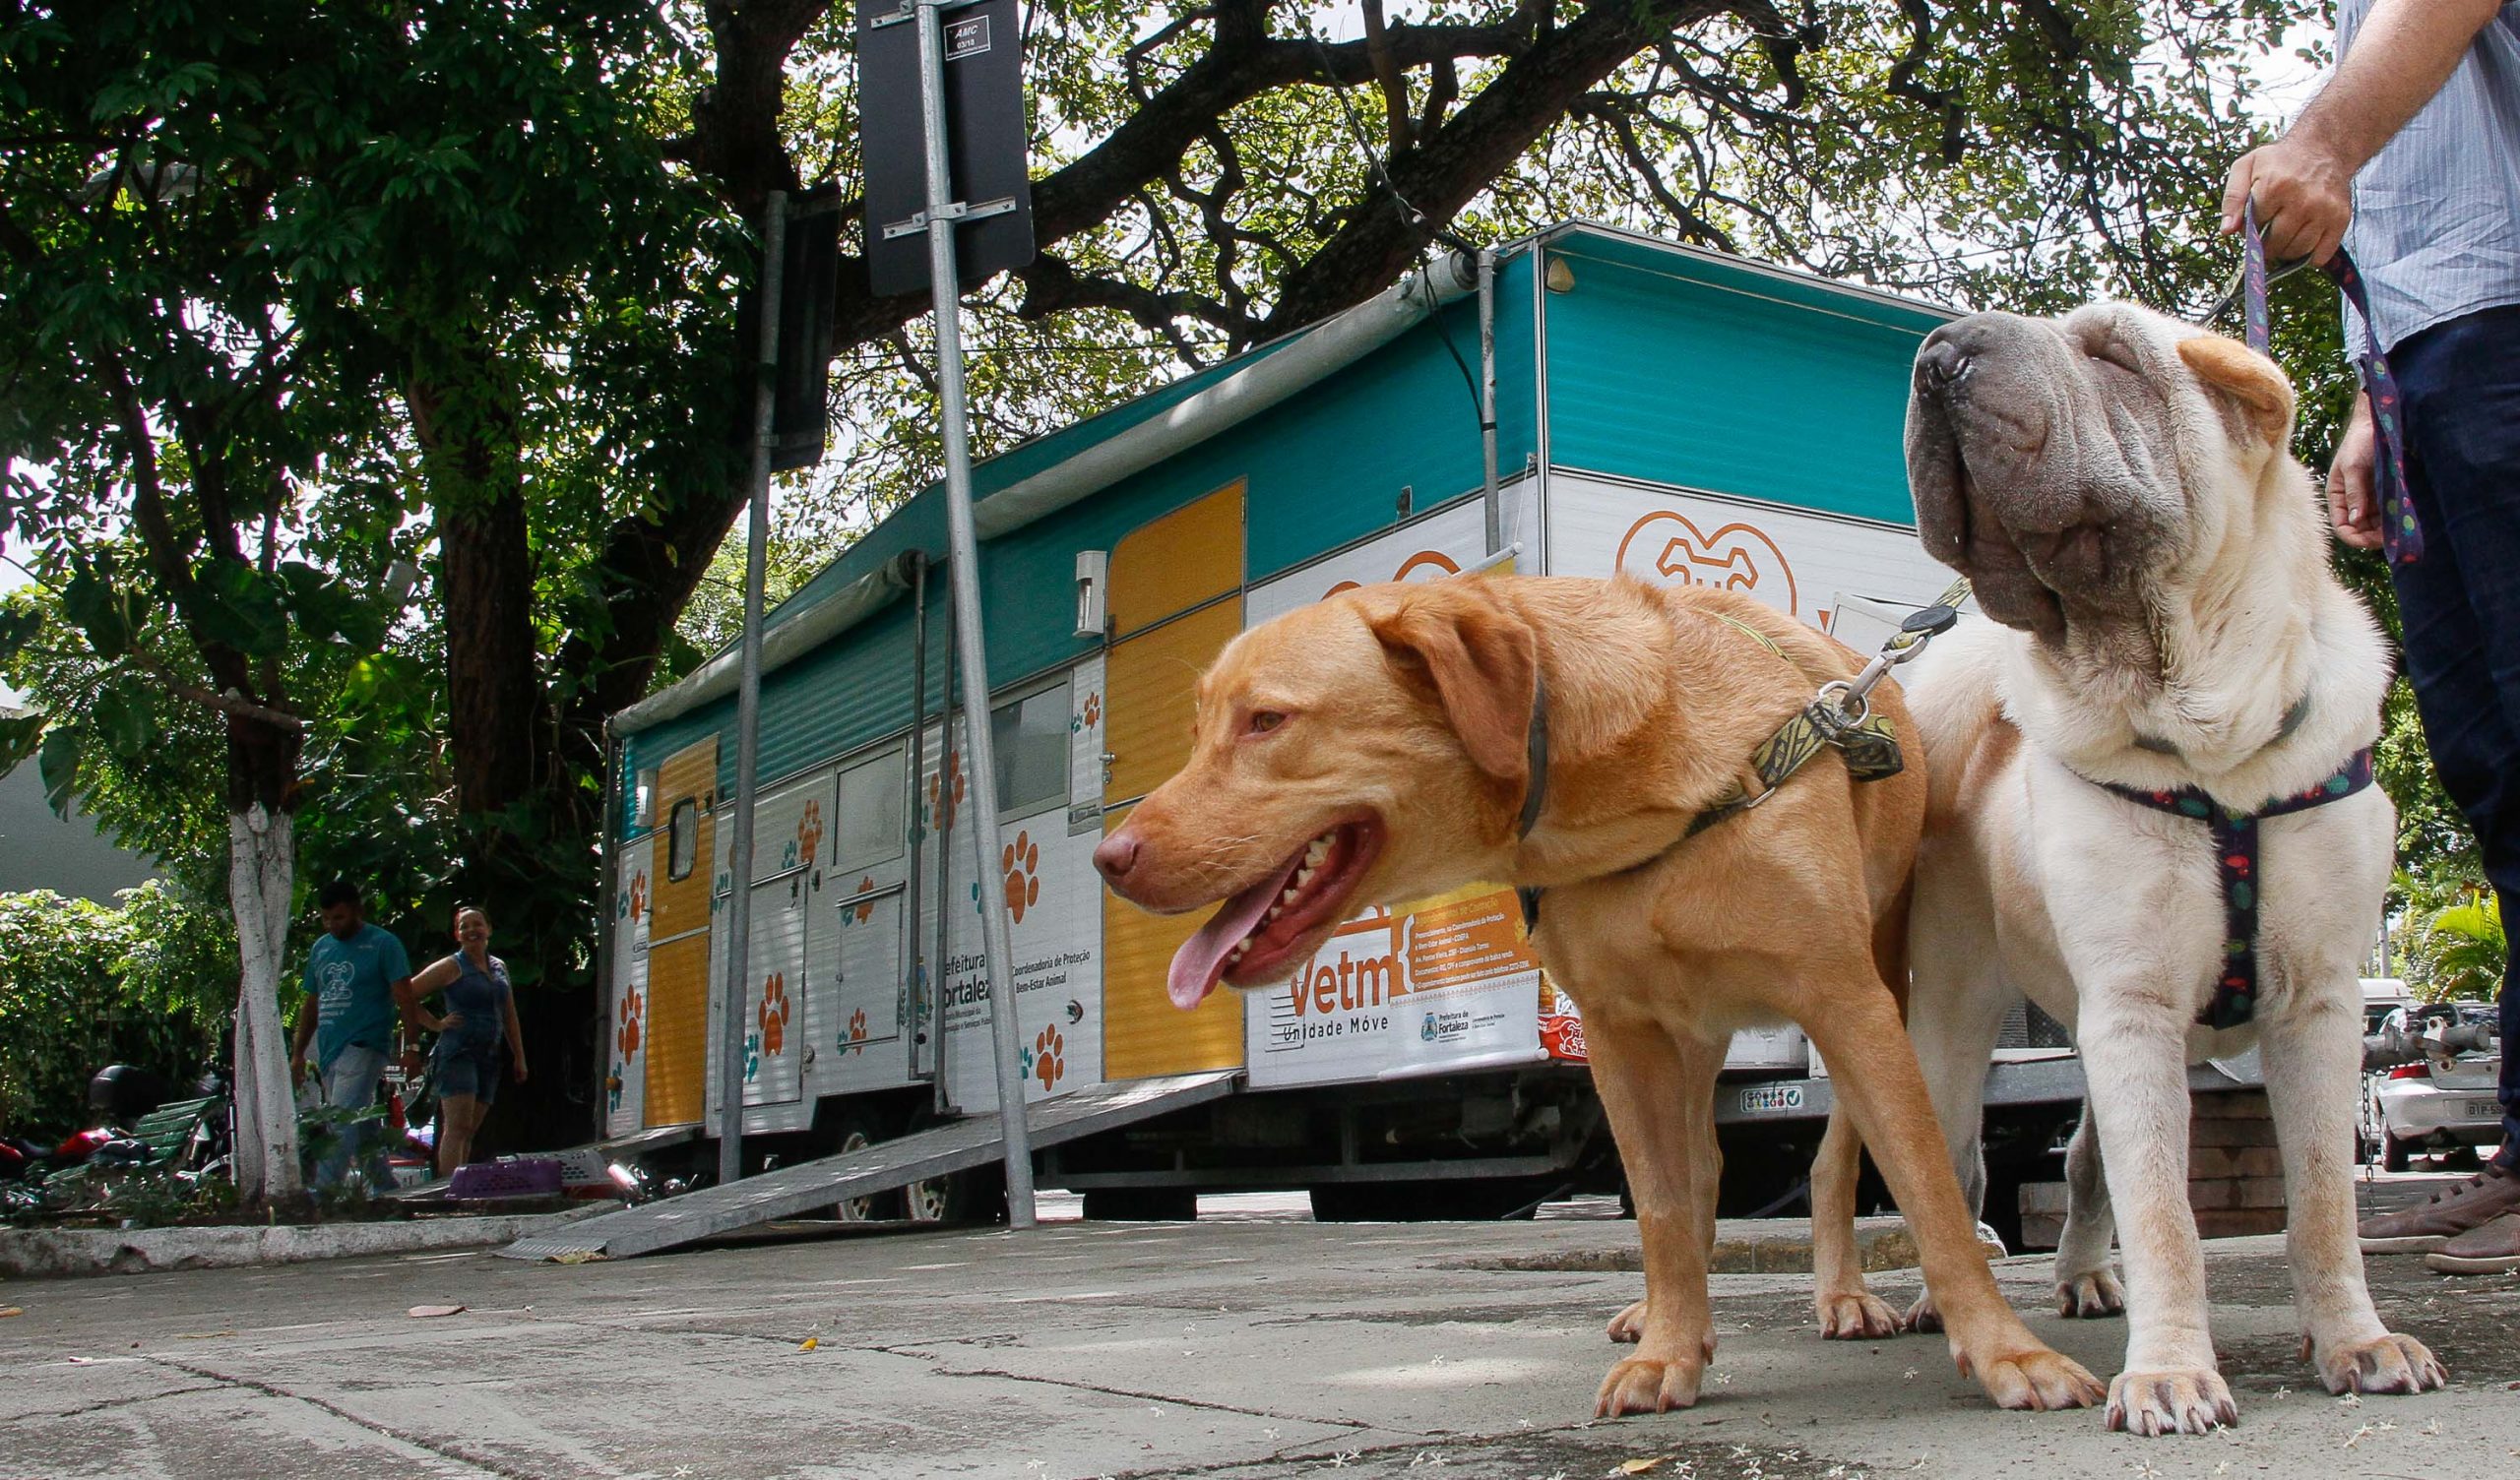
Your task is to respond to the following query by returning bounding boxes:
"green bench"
[124,1095,220,1166]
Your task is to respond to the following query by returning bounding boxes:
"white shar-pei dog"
[1896,301,2445,1436]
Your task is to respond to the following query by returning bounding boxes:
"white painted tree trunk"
[228,804,303,1205]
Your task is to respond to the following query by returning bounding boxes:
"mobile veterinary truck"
[595,222,2086,1229]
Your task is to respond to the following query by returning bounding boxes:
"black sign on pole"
[856,0,1036,298]
[771,203,841,471]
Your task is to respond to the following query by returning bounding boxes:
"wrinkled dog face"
[1904,302,2290,648]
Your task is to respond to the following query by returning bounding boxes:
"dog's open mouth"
[1166,818,1384,1010]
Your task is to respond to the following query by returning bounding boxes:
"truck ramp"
[498,1071,1238,1262]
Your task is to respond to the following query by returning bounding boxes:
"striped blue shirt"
[2336,1,2520,353]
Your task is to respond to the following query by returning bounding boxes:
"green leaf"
[277,561,388,651]
[36,725,81,816]
[0,606,41,666]
[60,567,132,660]
[190,561,289,658]
[0,709,42,775]
[90,687,156,759]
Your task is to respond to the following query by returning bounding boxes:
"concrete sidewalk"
[3,1195,2515,1479]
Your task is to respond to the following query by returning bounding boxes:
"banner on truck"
[1545,472,1955,634]
[925,684,1109,1114]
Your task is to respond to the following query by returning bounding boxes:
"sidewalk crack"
[892,1352,1388,1432]
[141,1354,537,1479]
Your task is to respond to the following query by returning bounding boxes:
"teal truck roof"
[613,223,1955,804]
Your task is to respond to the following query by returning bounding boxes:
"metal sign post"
[864,0,1038,1228]
[719,189,788,1191]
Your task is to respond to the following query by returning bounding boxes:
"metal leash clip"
[1829,578,1972,722]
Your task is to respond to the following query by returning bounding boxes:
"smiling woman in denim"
[404,904,528,1179]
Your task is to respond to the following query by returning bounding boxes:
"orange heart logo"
[1613,512,1797,615]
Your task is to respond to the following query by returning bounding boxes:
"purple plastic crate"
[448,1157,564,1201]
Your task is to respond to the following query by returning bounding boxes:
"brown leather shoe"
[2359,1162,2520,1253]
[2425,1211,2520,1274]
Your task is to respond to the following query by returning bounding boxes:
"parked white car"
[2362,1003,2503,1171]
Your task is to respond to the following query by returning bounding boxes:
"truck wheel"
[894,1109,998,1224]
[2381,1133,2410,1173]
[824,1111,902,1221]
[905,1150,1007,1225]
[1081,1187,1197,1221]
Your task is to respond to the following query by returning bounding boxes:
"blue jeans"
[2386,302,2520,1168]
[314,1044,395,1190]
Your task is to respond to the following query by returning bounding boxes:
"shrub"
[0,882,233,1140]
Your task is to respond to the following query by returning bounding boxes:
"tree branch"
[1268,0,1741,331]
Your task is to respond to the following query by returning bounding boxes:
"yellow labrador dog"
[1899,302,2446,1434]
[1094,574,2101,1418]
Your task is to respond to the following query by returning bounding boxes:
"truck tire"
[907,1160,1007,1224]
[823,1110,902,1221]
[1081,1187,1197,1221]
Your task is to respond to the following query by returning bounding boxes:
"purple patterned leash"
[2240,200,2424,566]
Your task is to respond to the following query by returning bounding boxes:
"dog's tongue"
[1166,856,1301,1010]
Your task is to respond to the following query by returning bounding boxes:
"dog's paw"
[1901,1291,1943,1334]
[1606,1298,1646,1344]
[1962,1345,2104,1411]
[2309,1331,2447,1396]
[1594,1353,1707,1417]
[2105,1368,2237,1436]
[2053,1269,2124,1320]
[1815,1289,1903,1340]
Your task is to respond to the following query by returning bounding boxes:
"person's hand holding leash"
[2327,390,2385,550]
[2221,1,2505,264]
[2222,139,2355,265]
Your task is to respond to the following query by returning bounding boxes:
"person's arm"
[503,989,528,1083]
[389,974,424,1073]
[2221,0,2505,262]
[2327,390,2386,550]
[288,995,317,1082]
[400,956,464,1033]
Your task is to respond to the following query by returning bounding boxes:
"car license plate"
[2466,1100,2503,1120]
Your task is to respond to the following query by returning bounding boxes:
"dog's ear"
[1368,585,1537,783]
[2177,334,2296,446]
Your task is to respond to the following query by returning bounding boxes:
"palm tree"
[2413,894,2506,1004]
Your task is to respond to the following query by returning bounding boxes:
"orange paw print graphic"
[1034,1022,1064,1090]
[627,871,648,925]
[616,986,644,1058]
[796,799,825,867]
[926,751,967,828]
[1083,693,1101,728]
[757,972,790,1057]
[846,1007,868,1054]
[850,876,877,924]
[1001,830,1041,923]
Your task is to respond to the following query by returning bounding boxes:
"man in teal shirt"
[288,880,413,1189]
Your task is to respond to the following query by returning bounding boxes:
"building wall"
[0,764,158,904]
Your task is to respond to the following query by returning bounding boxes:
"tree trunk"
[228,803,303,1207]
[410,355,599,1155]
[439,489,541,822]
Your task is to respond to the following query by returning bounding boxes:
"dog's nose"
[1093,831,1139,886]
[1916,333,1970,393]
